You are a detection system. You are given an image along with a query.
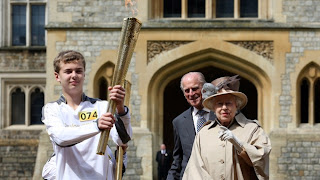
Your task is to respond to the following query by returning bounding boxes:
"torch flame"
[124,0,138,16]
[125,0,133,7]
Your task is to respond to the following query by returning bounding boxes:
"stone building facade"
[1,0,320,179]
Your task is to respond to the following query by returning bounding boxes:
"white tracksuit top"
[42,95,132,180]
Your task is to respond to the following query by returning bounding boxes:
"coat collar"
[57,93,99,105]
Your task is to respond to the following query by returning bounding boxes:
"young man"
[167,72,216,180]
[42,50,132,179]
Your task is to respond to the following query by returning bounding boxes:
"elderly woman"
[183,75,271,180]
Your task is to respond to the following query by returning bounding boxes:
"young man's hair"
[53,50,86,73]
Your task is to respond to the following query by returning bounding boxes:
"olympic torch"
[96,17,142,155]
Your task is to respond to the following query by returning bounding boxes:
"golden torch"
[96,17,142,155]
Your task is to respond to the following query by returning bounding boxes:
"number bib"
[79,110,98,121]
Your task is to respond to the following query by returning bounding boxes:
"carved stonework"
[147,41,192,63]
[229,41,274,63]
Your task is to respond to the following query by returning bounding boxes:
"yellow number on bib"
[79,110,98,121]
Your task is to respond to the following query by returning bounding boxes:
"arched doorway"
[92,62,115,99]
[163,66,257,152]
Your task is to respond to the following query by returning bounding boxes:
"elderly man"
[167,72,216,180]
[183,75,271,180]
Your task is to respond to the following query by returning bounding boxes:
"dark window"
[12,5,26,46]
[314,78,320,123]
[240,0,258,17]
[300,78,309,124]
[31,5,45,46]
[164,0,181,17]
[11,88,25,124]
[31,88,44,124]
[188,0,205,18]
[216,0,234,18]
[99,77,108,100]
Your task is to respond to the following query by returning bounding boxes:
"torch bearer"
[97,17,142,155]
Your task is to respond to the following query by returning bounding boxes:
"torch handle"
[115,147,124,180]
[115,80,131,180]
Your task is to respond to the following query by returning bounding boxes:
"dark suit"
[156,150,172,180]
[167,107,215,180]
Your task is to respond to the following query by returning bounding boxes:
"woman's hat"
[202,75,248,110]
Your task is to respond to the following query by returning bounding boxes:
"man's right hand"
[97,112,115,130]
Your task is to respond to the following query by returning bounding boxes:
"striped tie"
[197,110,207,132]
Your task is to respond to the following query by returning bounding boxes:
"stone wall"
[56,0,133,24]
[48,0,137,27]
[270,129,320,179]
[279,31,320,128]
[283,0,320,23]
[1,0,319,179]
[0,130,41,179]
[0,49,46,72]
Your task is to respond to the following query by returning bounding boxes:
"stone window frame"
[297,64,320,128]
[152,0,269,19]
[4,0,47,47]
[1,76,45,129]
[93,62,115,100]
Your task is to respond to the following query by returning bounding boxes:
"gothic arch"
[292,51,320,128]
[29,85,45,94]
[92,62,115,99]
[296,62,320,127]
[145,39,273,150]
[87,50,117,97]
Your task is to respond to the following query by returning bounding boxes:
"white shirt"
[42,146,128,180]
[192,107,210,133]
[42,95,132,180]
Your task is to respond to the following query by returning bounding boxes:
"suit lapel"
[182,107,196,140]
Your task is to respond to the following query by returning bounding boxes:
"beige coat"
[183,113,271,180]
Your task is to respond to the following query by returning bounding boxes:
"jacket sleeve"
[241,126,272,180]
[42,153,56,180]
[167,120,182,180]
[42,103,100,147]
[182,134,213,180]
[111,106,132,146]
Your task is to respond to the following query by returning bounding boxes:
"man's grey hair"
[180,72,206,91]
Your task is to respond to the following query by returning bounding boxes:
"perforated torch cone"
[96,17,142,155]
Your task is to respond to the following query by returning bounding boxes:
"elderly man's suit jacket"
[167,107,216,180]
